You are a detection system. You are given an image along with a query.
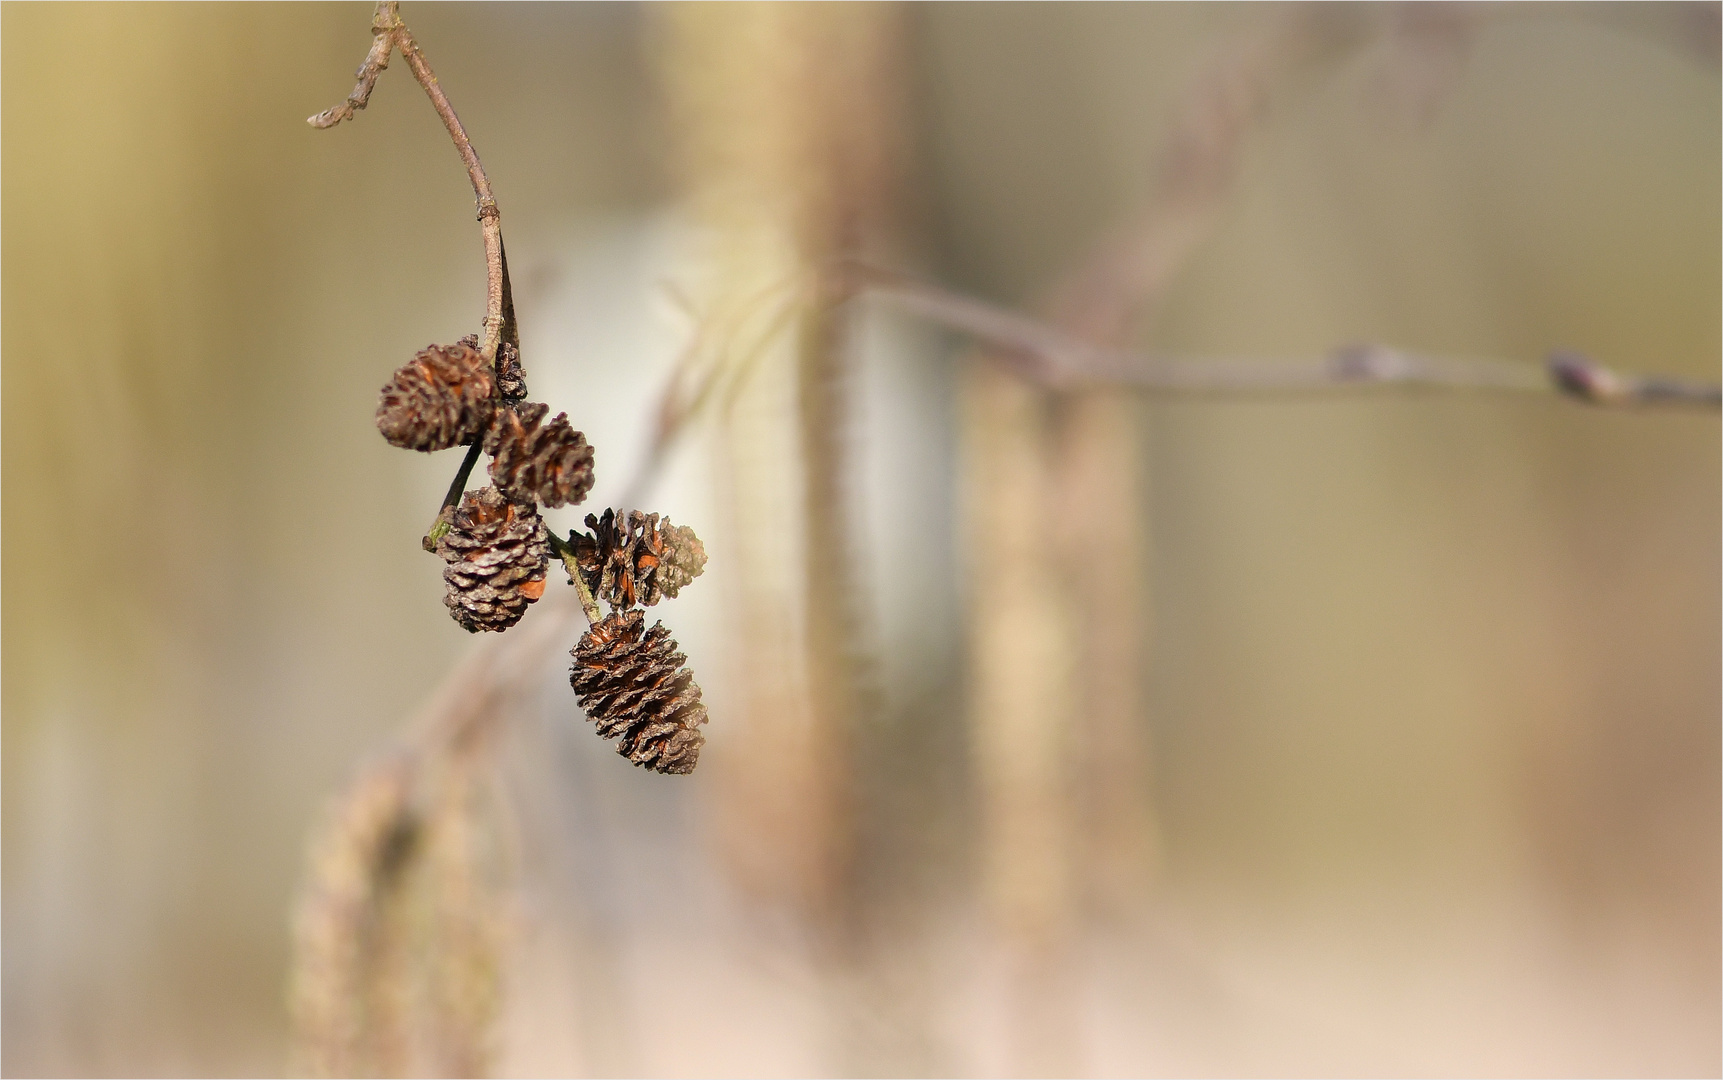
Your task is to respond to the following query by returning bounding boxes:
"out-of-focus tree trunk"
[1040,6,1370,918]
[651,0,903,934]
[959,13,1383,1071]
[959,295,1157,1079]
[961,363,1084,1074]
[1052,391,1160,913]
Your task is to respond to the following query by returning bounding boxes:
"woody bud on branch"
[314,0,708,774]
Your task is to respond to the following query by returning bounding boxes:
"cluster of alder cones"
[376,338,710,774]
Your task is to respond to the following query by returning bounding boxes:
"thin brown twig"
[310,0,506,363]
[306,4,398,129]
[313,0,521,552]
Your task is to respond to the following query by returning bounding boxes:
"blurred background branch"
[867,270,1723,407]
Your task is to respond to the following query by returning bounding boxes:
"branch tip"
[307,6,399,130]
[1548,350,1722,410]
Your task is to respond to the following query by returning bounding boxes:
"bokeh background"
[3,2,1718,1076]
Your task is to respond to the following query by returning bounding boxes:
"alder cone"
[377,342,496,451]
[644,514,706,604]
[494,341,528,404]
[456,333,528,404]
[571,508,635,607]
[571,509,707,609]
[435,486,550,633]
[484,402,595,509]
[570,609,707,774]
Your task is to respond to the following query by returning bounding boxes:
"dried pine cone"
[435,486,550,633]
[638,513,706,604]
[571,508,636,608]
[494,342,528,405]
[377,342,496,452]
[456,333,527,404]
[570,509,706,609]
[484,402,595,509]
[571,609,707,774]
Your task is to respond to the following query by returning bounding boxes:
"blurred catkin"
[958,12,1377,1072]
[289,751,505,1078]
[1041,5,1367,919]
[290,759,418,1078]
[650,1,904,919]
[965,369,1088,917]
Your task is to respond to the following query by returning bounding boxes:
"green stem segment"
[545,530,601,625]
[423,440,485,550]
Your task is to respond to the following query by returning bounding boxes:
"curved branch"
[309,1,506,361]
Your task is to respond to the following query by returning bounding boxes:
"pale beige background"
[3,3,1717,1076]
